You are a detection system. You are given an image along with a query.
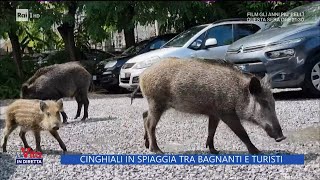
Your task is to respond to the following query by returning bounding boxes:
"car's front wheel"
[302,55,320,97]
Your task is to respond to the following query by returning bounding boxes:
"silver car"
[119,18,267,91]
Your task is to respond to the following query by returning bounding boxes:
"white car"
[119,18,267,90]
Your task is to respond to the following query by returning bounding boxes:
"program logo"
[16,147,43,165]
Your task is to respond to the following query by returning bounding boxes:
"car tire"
[302,54,320,97]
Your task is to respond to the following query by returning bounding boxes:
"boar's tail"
[130,85,140,105]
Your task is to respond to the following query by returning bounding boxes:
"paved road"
[0,90,319,180]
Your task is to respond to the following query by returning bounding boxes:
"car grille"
[227,45,265,54]
[122,63,135,69]
[121,78,130,83]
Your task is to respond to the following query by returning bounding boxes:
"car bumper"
[119,68,146,91]
[100,71,119,87]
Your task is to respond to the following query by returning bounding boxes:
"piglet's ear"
[40,101,48,112]
[56,98,64,111]
[249,76,262,95]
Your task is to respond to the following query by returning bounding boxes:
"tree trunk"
[123,4,135,48]
[8,31,23,79]
[57,2,78,61]
[124,28,135,48]
[58,24,77,61]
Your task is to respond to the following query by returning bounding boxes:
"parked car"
[93,33,177,93]
[225,2,320,96]
[119,19,267,91]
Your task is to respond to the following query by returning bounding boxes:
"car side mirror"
[204,38,217,49]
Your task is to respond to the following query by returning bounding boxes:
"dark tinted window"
[149,39,167,50]
[234,24,261,41]
[206,24,233,46]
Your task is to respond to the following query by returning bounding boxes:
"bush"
[0,56,40,99]
[0,56,23,99]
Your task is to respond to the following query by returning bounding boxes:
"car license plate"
[92,75,97,80]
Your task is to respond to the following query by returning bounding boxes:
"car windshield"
[265,2,320,29]
[122,40,150,55]
[163,25,208,48]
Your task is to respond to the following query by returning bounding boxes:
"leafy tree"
[34,1,85,61]
[0,2,25,79]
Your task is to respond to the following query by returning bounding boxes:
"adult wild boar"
[1,99,67,152]
[138,58,286,154]
[21,62,91,123]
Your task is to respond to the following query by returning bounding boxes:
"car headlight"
[104,60,117,69]
[268,38,303,47]
[265,49,295,59]
[133,56,161,69]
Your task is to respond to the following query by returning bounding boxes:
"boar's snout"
[265,123,286,142]
[275,136,286,142]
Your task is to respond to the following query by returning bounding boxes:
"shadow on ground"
[0,153,17,180]
[41,149,83,155]
[0,118,4,129]
[273,90,319,101]
[64,116,118,126]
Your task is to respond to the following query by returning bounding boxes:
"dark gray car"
[225,2,320,96]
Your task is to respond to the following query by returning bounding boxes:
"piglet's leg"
[49,130,67,152]
[19,128,31,149]
[1,124,17,152]
[34,131,42,152]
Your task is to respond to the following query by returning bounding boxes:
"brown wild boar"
[138,57,286,154]
[21,61,91,123]
[1,99,67,153]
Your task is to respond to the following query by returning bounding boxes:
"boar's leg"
[74,95,83,119]
[206,115,220,154]
[60,111,68,124]
[142,111,149,149]
[82,95,89,121]
[19,128,32,149]
[145,102,165,154]
[49,130,67,152]
[1,124,18,152]
[221,113,260,154]
[34,131,42,152]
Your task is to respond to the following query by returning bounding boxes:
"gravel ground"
[0,89,319,180]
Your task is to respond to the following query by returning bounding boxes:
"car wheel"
[302,55,320,97]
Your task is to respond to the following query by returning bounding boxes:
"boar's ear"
[56,98,64,110]
[40,101,48,112]
[249,76,262,95]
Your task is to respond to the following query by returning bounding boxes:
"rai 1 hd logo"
[16,147,43,165]
[16,9,40,22]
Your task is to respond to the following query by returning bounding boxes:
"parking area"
[0,90,319,180]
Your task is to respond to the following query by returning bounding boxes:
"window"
[149,40,166,50]
[234,24,261,41]
[206,24,233,46]
[189,33,206,50]
[163,25,208,48]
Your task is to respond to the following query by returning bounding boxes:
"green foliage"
[0,56,22,99]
